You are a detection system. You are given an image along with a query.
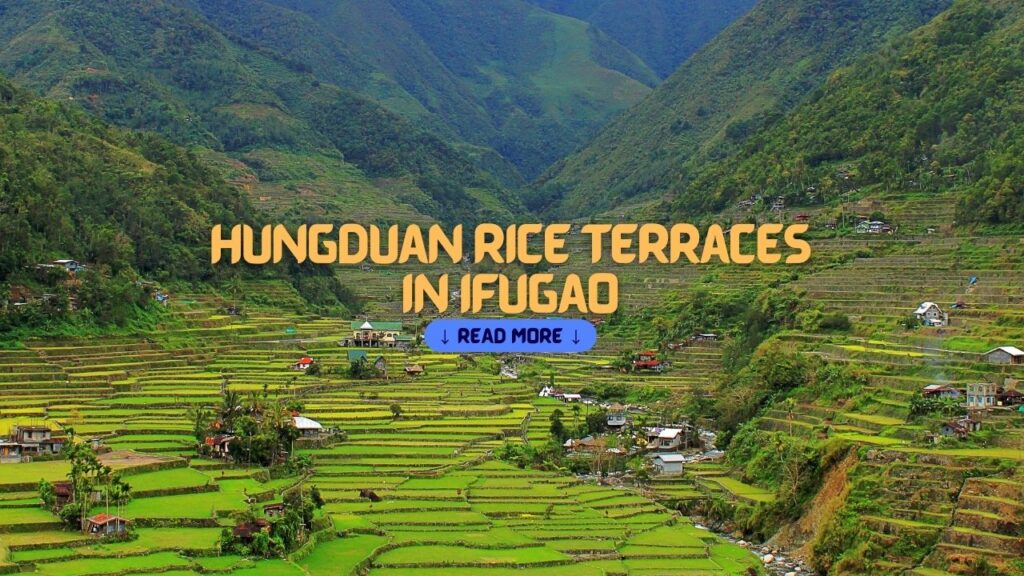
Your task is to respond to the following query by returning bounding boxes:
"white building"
[983,346,1024,365]
[914,302,947,327]
[653,453,685,475]
[293,416,324,437]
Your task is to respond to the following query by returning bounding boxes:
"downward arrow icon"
[572,330,580,345]
[441,329,449,345]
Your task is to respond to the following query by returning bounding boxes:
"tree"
[38,479,55,511]
[187,406,212,445]
[390,403,403,419]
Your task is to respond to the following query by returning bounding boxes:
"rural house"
[10,424,65,455]
[347,350,368,364]
[205,434,236,458]
[652,453,685,475]
[922,384,961,399]
[86,513,128,537]
[293,416,324,438]
[633,351,666,372]
[996,387,1024,407]
[983,346,1024,365]
[914,302,948,327]
[347,320,404,348]
[606,404,628,429]
[232,519,271,542]
[373,355,388,376]
[292,356,315,371]
[404,364,424,376]
[0,440,21,464]
[939,417,981,439]
[966,382,996,409]
[263,503,286,517]
[646,427,684,451]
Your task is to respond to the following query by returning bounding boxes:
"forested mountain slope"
[0,0,522,225]
[533,0,952,218]
[524,0,757,78]
[0,74,248,282]
[669,0,1024,226]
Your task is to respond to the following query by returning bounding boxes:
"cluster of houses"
[204,414,328,461]
[339,320,413,348]
[922,380,1023,409]
[855,220,894,234]
[0,424,66,464]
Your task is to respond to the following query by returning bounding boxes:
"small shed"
[922,384,961,399]
[404,364,425,376]
[86,513,128,537]
[263,503,286,517]
[653,453,685,475]
[293,416,324,437]
[983,346,1024,365]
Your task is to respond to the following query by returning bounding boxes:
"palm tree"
[187,407,212,446]
[221,390,241,431]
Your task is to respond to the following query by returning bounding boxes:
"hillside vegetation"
[670,0,1024,227]
[533,0,952,218]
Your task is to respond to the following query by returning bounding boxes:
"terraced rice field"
[0,280,759,576]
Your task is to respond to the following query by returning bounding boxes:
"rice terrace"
[1,1,1024,575]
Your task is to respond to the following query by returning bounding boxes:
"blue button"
[424,319,596,353]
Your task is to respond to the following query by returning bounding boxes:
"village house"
[263,503,286,517]
[205,434,236,458]
[0,440,21,464]
[560,393,583,403]
[632,351,666,372]
[404,363,425,377]
[983,346,1024,365]
[939,417,981,439]
[347,320,405,348]
[914,302,948,327]
[646,427,684,451]
[922,384,961,399]
[293,416,324,438]
[347,350,368,364]
[606,404,628,429]
[652,453,685,475]
[9,424,65,456]
[291,356,315,371]
[86,513,128,537]
[538,386,561,398]
[996,387,1024,407]
[966,382,997,410]
[373,355,387,376]
[232,519,271,542]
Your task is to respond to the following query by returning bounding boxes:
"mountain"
[210,0,662,179]
[0,74,248,282]
[670,0,1024,226]
[0,0,522,226]
[533,0,952,218]
[523,0,757,78]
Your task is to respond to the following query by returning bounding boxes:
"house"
[232,519,271,542]
[263,503,286,517]
[373,355,388,376]
[52,481,73,507]
[292,356,315,371]
[204,434,236,458]
[404,364,425,376]
[652,453,686,475]
[348,320,404,348]
[563,436,607,454]
[606,404,628,429]
[794,213,810,223]
[646,427,684,451]
[53,259,83,273]
[560,393,582,403]
[632,351,665,372]
[983,346,1024,365]
[11,425,64,455]
[86,513,128,537]
[499,363,519,379]
[538,386,561,398]
[293,416,324,438]
[939,417,981,439]
[922,384,961,399]
[0,441,21,464]
[693,333,718,343]
[914,302,948,327]
[996,388,1024,407]
[347,350,368,364]
[966,382,997,409]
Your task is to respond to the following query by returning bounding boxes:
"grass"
[298,535,388,576]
